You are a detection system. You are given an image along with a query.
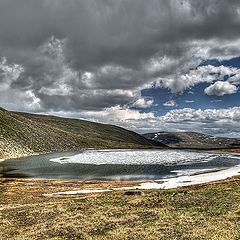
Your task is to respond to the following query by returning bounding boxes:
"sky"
[0,0,240,137]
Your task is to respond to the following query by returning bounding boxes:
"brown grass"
[1,177,240,240]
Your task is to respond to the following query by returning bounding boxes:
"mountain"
[0,108,165,160]
[143,131,240,149]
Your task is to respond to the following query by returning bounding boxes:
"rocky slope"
[0,108,165,160]
[143,131,240,149]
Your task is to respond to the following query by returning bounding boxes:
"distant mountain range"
[143,131,240,150]
[0,108,164,160]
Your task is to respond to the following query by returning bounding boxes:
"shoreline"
[42,165,240,195]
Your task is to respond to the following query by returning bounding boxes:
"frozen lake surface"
[2,149,240,185]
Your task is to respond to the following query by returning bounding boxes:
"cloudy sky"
[1,0,240,137]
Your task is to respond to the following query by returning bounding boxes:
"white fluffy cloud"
[163,100,176,107]
[160,107,240,123]
[58,105,155,123]
[154,64,240,93]
[132,98,153,108]
[151,107,240,136]
[88,105,154,122]
[204,81,238,96]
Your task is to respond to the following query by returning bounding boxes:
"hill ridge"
[0,108,165,160]
[143,131,240,149]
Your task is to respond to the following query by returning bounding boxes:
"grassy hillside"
[0,108,164,159]
[143,131,240,149]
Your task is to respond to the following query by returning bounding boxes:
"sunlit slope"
[0,108,165,159]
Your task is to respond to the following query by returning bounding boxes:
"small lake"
[1,149,240,182]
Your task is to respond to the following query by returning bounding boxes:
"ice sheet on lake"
[49,149,234,165]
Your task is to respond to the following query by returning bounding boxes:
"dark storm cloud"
[1,0,240,112]
[38,90,135,111]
